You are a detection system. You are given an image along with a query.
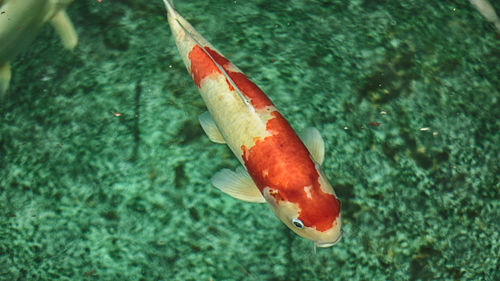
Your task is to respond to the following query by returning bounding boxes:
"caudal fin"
[162,0,176,18]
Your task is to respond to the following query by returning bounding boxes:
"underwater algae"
[1,0,499,280]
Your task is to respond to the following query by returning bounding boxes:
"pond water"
[1,0,499,280]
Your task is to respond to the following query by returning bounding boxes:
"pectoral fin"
[199,111,225,144]
[49,10,78,50]
[299,127,325,165]
[211,167,266,203]
[0,63,11,97]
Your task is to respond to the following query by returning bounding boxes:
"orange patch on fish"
[188,45,273,109]
[241,112,340,231]
[188,45,223,87]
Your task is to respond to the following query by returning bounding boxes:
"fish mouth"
[315,231,342,248]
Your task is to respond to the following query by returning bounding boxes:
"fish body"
[163,0,341,247]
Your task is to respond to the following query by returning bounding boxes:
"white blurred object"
[0,0,78,96]
[470,0,500,33]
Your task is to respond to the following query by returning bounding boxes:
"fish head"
[261,163,342,247]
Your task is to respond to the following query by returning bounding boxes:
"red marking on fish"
[204,47,273,109]
[188,45,223,87]
[241,112,340,231]
[188,46,273,109]
[367,122,381,126]
[227,71,273,109]
[268,188,284,203]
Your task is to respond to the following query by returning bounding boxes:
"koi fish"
[470,0,500,33]
[162,0,341,247]
[0,0,78,96]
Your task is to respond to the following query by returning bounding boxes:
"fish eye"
[292,218,304,229]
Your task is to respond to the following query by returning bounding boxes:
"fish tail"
[162,0,176,17]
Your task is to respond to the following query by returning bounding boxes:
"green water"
[1,0,499,280]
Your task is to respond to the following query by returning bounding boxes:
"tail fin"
[162,0,176,17]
